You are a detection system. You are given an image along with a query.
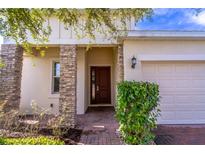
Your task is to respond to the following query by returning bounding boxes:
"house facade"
[1,18,205,127]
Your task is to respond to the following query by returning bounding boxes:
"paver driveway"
[76,107,123,145]
[154,125,205,145]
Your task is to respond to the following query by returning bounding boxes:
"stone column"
[117,44,124,82]
[114,44,124,107]
[0,44,23,112]
[59,45,77,128]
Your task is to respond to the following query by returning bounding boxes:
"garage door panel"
[175,112,195,120]
[143,76,157,82]
[157,64,174,73]
[175,80,191,88]
[175,64,190,73]
[158,79,175,88]
[142,61,205,124]
[160,89,205,95]
[191,95,205,103]
[174,96,193,104]
[158,111,205,123]
[162,95,205,104]
[192,80,205,88]
[160,95,174,104]
[192,111,205,119]
[191,64,205,73]
[142,64,156,74]
[176,111,205,120]
[174,104,205,111]
[158,111,176,120]
[160,104,176,111]
[174,75,193,79]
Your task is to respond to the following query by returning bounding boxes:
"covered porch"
[0,44,124,128]
[76,46,123,114]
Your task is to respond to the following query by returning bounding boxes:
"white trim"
[48,58,60,98]
[158,120,205,125]
[126,30,205,39]
[88,64,114,107]
[138,54,205,61]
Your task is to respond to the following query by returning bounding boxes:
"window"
[52,61,60,93]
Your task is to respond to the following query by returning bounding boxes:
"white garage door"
[142,61,205,124]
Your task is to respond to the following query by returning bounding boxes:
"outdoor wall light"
[131,56,137,69]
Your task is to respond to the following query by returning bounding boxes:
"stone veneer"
[0,44,23,112]
[117,44,124,82]
[59,45,77,128]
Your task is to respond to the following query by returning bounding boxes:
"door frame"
[88,64,114,107]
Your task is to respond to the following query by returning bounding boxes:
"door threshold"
[89,104,114,107]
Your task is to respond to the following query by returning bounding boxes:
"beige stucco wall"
[20,47,89,115]
[20,47,60,114]
[112,47,118,107]
[84,50,89,112]
[123,40,205,81]
[77,48,87,114]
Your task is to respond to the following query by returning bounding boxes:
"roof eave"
[118,30,205,43]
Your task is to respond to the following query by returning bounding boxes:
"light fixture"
[131,56,137,69]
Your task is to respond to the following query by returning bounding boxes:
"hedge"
[116,81,160,144]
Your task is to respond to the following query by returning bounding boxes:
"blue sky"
[136,8,205,31]
[1,9,205,44]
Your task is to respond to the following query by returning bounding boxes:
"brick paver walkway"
[76,107,123,145]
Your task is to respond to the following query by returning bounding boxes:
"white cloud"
[190,11,205,26]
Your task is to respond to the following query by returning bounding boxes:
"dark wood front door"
[90,66,111,104]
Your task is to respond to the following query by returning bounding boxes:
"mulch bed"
[61,128,82,145]
[38,128,83,145]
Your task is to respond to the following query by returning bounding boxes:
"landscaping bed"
[0,110,83,145]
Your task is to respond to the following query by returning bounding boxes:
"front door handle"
[96,85,99,91]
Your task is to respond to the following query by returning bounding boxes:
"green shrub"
[116,81,160,145]
[0,136,64,145]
